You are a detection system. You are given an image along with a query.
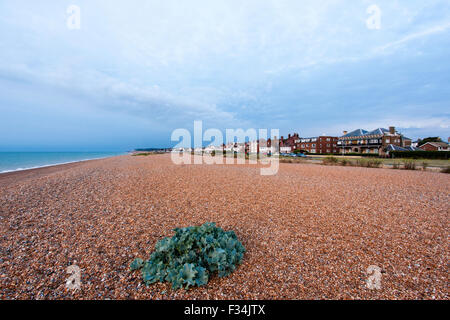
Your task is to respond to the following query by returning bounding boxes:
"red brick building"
[280,133,300,153]
[420,142,449,151]
[297,136,339,154]
[337,127,411,155]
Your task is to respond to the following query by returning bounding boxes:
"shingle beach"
[0,154,448,299]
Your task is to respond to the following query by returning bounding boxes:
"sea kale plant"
[130,222,245,290]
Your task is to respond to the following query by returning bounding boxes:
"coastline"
[0,155,124,175]
[0,154,127,187]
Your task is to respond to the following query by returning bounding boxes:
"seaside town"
[1,1,449,307]
[166,126,449,157]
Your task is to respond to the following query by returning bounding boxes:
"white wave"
[0,155,123,174]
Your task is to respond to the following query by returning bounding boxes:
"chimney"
[389,126,395,134]
[343,131,348,135]
[288,134,291,138]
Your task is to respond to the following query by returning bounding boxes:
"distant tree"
[418,137,442,146]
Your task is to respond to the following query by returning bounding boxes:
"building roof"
[386,144,407,152]
[366,128,389,135]
[386,145,423,152]
[386,145,429,152]
[421,142,449,148]
[341,128,395,138]
[342,129,369,137]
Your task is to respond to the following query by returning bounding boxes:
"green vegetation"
[322,156,339,165]
[403,159,416,170]
[335,152,380,157]
[130,222,245,290]
[392,161,401,169]
[355,158,383,168]
[132,152,166,156]
[132,153,152,156]
[390,151,450,159]
[323,157,382,168]
[422,161,429,171]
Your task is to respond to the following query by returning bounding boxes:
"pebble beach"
[0,154,448,299]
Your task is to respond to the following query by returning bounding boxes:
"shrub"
[338,153,380,157]
[340,159,349,166]
[132,153,151,156]
[366,159,382,168]
[355,159,368,167]
[130,222,245,290]
[422,161,428,171]
[353,159,382,168]
[403,159,416,170]
[390,151,450,160]
[211,150,216,157]
[392,162,401,169]
[323,156,338,165]
[441,166,450,174]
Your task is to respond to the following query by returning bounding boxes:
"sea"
[0,152,126,174]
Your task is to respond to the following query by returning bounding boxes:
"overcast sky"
[0,0,449,151]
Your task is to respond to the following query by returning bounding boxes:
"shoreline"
[0,154,127,187]
[0,154,126,175]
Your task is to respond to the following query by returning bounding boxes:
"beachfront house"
[419,142,450,151]
[337,126,410,156]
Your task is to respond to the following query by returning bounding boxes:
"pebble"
[0,154,448,299]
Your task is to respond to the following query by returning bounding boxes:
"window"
[312,144,316,147]
[386,139,390,143]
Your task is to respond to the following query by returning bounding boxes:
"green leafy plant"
[130,222,245,290]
